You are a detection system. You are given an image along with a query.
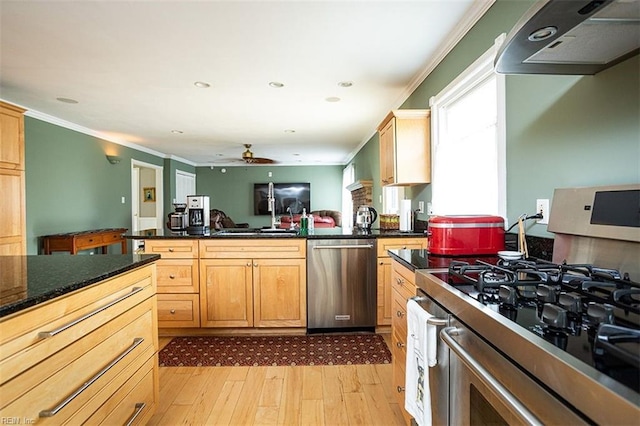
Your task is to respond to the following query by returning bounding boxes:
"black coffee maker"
[186,195,210,234]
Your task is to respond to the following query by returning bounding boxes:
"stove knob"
[499,285,518,306]
[587,303,615,325]
[537,284,557,303]
[558,292,583,314]
[542,303,568,329]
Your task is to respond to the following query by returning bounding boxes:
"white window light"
[429,34,506,220]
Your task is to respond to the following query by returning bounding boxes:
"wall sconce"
[106,155,121,165]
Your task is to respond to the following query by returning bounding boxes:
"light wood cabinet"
[391,259,418,425]
[144,239,200,328]
[376,237,426,326]
[0,102,26,255]
[199,239,306,328]
[378,109,431,187]
[0,264,159,425]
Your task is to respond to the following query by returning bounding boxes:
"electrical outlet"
[536,199,549,225]
[417,201,425,214]
[427,202,434,215]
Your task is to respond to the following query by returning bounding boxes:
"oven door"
[442,320,587,425]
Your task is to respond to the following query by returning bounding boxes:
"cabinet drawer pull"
[396,311,404,318]
[253,263,258,267]
[39,338,144,417]
[125,402,146,426]
[395,277,403,285]
[170,309,176,314]
[246,262,251,267]
[168,248,174,252]
[397,386,405,393]
[38,287,144,338]
[169,274,176,279]
[396,342,405,348]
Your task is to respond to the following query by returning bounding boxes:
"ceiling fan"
[240,144,276,164]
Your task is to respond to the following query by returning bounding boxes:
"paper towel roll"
[399,199,412,232]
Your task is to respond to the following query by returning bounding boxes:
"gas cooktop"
[437,257,640,393]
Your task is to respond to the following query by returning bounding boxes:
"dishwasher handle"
[313,244,374,250]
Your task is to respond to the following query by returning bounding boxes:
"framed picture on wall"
[143,187,156,202]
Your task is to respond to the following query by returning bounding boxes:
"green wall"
[349,0,640,237]
[23,117,194,254]
[195,165,343,228]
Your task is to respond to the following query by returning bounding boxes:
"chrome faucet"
[287,207,295,230]
[268,182,276,229]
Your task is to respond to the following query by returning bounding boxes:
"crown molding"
[23,107,195,166]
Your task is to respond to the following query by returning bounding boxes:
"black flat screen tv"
[254,183,310,215]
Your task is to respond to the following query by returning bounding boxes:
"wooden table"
[42,228,128,255]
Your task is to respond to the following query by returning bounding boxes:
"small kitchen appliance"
[355,206,378,230]
[427,215,505,255]
[186,195,210,234]
[168,203,188,230]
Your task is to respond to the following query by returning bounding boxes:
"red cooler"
[428,215,505,255]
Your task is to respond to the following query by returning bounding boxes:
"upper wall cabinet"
[0,101,26,255]
[377,109,431,186]
[0,102,26,170]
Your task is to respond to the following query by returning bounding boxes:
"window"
[342,163,355,227]
[429,35,506,218]
[382,186,405,214]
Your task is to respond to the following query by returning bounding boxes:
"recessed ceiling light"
[56,97,78,104]
[325,96,341,102]
[284,129,296,133]
[528,26,557,41]
[269,81,284,88]
[171,130,183,134]
[194,81,211,88]
[293,153,300,156]
[337,81,353,88]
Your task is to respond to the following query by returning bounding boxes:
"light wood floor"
[148,335,406,426]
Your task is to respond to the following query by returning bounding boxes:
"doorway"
[131,160,164,248]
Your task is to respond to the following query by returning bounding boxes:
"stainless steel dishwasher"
[307,238,376,332]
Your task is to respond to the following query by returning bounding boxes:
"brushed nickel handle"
[38,287,144,338]
[395,277,404,284]
[125,402,146,426]
[396,311,404,318]
[253,263,258,267]
[396,342,405,348]
[397,386,404,393]
[39,338,144,417]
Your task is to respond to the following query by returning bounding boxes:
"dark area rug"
[159,334,391,367]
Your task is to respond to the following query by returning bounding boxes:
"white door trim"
[131,159,164,233]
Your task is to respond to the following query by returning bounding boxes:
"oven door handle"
[441,327,543,426]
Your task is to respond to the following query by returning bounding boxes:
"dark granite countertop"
[0,254,160,318]
[126,227,426,240]
[388,249,500,272]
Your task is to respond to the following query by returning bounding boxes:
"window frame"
[429,34,507,220]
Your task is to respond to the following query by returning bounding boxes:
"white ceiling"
[0,0,492,166]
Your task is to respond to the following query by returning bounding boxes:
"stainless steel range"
[416,184,639,424]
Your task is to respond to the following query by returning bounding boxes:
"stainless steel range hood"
[495,0,640,75]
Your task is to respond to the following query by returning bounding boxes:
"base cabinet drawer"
[156,258,199,293]
[0,301,155,423]
[157,294,200,328]
[86,356,158,426]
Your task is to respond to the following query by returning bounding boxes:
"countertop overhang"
[0,254,160,318]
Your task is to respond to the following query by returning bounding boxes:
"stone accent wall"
[351,186,373,211]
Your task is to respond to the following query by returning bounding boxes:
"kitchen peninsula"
[0,254,160,425]
[126,227,428,333]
